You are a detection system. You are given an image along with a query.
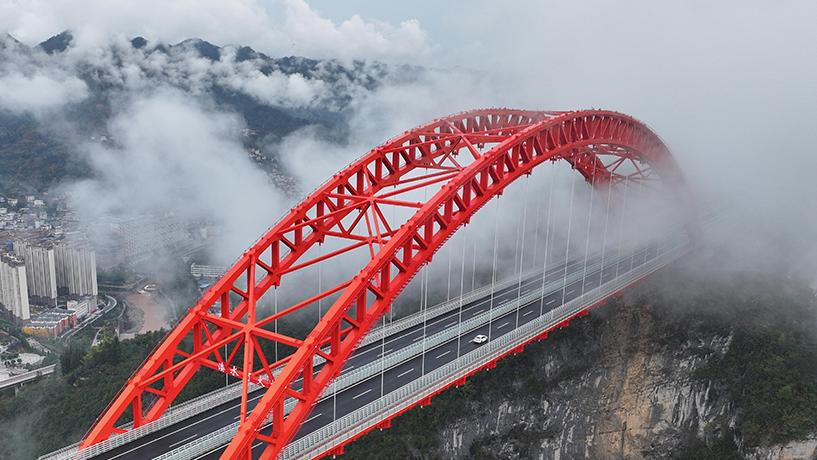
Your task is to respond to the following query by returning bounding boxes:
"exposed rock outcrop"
[343,265,817,460]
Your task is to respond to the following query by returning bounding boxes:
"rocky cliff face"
[437,299,736,460]
[343,263,817,460]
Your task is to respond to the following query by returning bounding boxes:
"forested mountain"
[0,31,414,192]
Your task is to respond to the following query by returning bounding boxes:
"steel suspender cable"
[318,243,323,320]
[457,236,466,359]
[446,242,452,302]
[540,164,555,317]
[380,313,385,399]
[391,192,397,324]
[639,180,649,266]
[630,179,638,272]
[332,320,337,422]
[600,176,614,286]
[332,270,337,421]
[581,177,595,300]
[471,237,477,292]
[616,174,630,278]
[513,202,522,279]
[515,177,530,328]
[561,174,577,307]
[274,288,278,363]
[421,167,429,376]
[531,182,543,275]
[488,197,500,342]
[639,179,657,264]
[421,264,427,376]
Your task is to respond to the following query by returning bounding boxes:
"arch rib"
[80,109,692,460]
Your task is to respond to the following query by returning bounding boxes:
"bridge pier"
[376,419,392,430]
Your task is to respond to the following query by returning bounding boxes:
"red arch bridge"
[42,109,697,460]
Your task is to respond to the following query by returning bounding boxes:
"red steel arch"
[81,109,691,459]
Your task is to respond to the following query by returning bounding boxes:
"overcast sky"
[2,0,816,272]
[3,0,815,210]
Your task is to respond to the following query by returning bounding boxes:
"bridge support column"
[377,419,392,430]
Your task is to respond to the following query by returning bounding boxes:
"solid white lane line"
[163,255,651,460]
[169,434,197,449]
[351,261,588,359]
[435,350,451,359]
[497,321,510,330]
[566,289,575,295]
[305,412,323,423]
[353,388,373,400]
[397,368,415,378]
[523,309,534,316]
[445,321,457,328]
[107,391,266,459]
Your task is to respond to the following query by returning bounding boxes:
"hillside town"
[0,193,98,337]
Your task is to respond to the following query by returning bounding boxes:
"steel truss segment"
[80,109,692,458]
[222,111,688,459]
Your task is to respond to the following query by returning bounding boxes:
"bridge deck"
[85,239,670,460]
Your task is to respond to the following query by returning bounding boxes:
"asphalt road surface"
[90,243,660,460]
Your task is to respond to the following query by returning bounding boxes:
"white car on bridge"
[471,334,488,344]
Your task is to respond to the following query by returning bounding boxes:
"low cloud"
[65,90,287,263]
[278,0,430,61]
[0,0,430,63]
[0,70,87,113]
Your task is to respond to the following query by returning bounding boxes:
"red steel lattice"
[81,109,691,459]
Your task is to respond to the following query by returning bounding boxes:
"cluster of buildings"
[0,253,28,324]
[0,236,98,337]
[0,194,100,336]
[0,195,55,232]
[21,309,78,338]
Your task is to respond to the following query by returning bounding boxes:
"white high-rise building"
[12,240,57,306]
[0,253,30,322]
[55,243,98,298]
